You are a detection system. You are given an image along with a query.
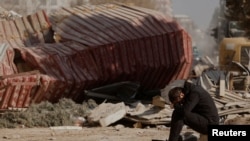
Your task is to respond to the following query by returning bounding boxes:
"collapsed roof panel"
[0,44,17,76]
[0,3,192,109]
[0,10,54,48]
[51,4,192,97]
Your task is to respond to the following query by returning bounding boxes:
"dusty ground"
[0,126,169,141]
[0,98,194,141]
[1,116,250,141]
[0,126,198,141]
[0,99,249,141]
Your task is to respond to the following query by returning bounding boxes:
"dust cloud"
[194,32,219,64]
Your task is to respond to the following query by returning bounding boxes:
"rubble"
[0,3,192,110]
[125,102,172,125]
[188,56,250,124]
[0,98,98,128]
[0,2,249,130]
[87,102,127,127]
[0,7,21,21]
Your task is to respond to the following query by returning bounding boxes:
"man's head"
[168,87,185,105]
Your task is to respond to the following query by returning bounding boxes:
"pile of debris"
[0,3,192,110]
[0,96,172,128]
[0,98,98,128]
[1,59,250,129]
[0,2,249,130]
[188,56,250,124]
[0,7,21,21]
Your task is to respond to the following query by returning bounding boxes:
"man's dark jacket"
[168,81,219,141]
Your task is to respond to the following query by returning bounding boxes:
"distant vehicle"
[219,37,250,91]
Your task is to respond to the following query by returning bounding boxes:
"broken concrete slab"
[87,102,127,127]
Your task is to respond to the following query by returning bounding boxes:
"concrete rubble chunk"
[87,102,127,127]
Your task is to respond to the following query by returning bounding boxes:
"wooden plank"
[219,71,225,97]
[125,116,171,125]
[218,107,250,116]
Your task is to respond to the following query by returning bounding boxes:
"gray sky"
[172,0,220,30]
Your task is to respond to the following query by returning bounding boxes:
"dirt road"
[0,126,172,141]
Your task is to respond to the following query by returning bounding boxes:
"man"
[168,81,219,141]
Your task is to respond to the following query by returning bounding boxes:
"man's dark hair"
[168,87,183,103]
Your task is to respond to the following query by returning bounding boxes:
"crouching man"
[168,81,219,141]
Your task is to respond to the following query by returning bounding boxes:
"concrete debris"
[85,56,250,126]
[0,3,249,129]
[87,102,127,127]
[126,102,173,125]
[189,56,250,124]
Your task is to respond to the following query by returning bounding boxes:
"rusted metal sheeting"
[15,10,54,45]
[0,10,53,76]
[0,71,40,109]
[0,44,17,76]
[0,10,53,109]
[0,10,53,47]
[0,3,192,109]
[20,42,100,102]
[20,46,68,103]
[49,3,193,90]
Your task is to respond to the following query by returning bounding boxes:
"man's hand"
[173,103,184,116]
[174,103,183,109]
[170,102,183,109]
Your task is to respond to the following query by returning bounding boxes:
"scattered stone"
[114,124,125,131]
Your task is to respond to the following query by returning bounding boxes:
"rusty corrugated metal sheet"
[0,71,40,109]
[0,3,192,109]
[49,3,193,88]
[21,3,192,101]
[0,10,53,48]
[0,44,17,76]
[0,9,53,77]
[0,10,53,109]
